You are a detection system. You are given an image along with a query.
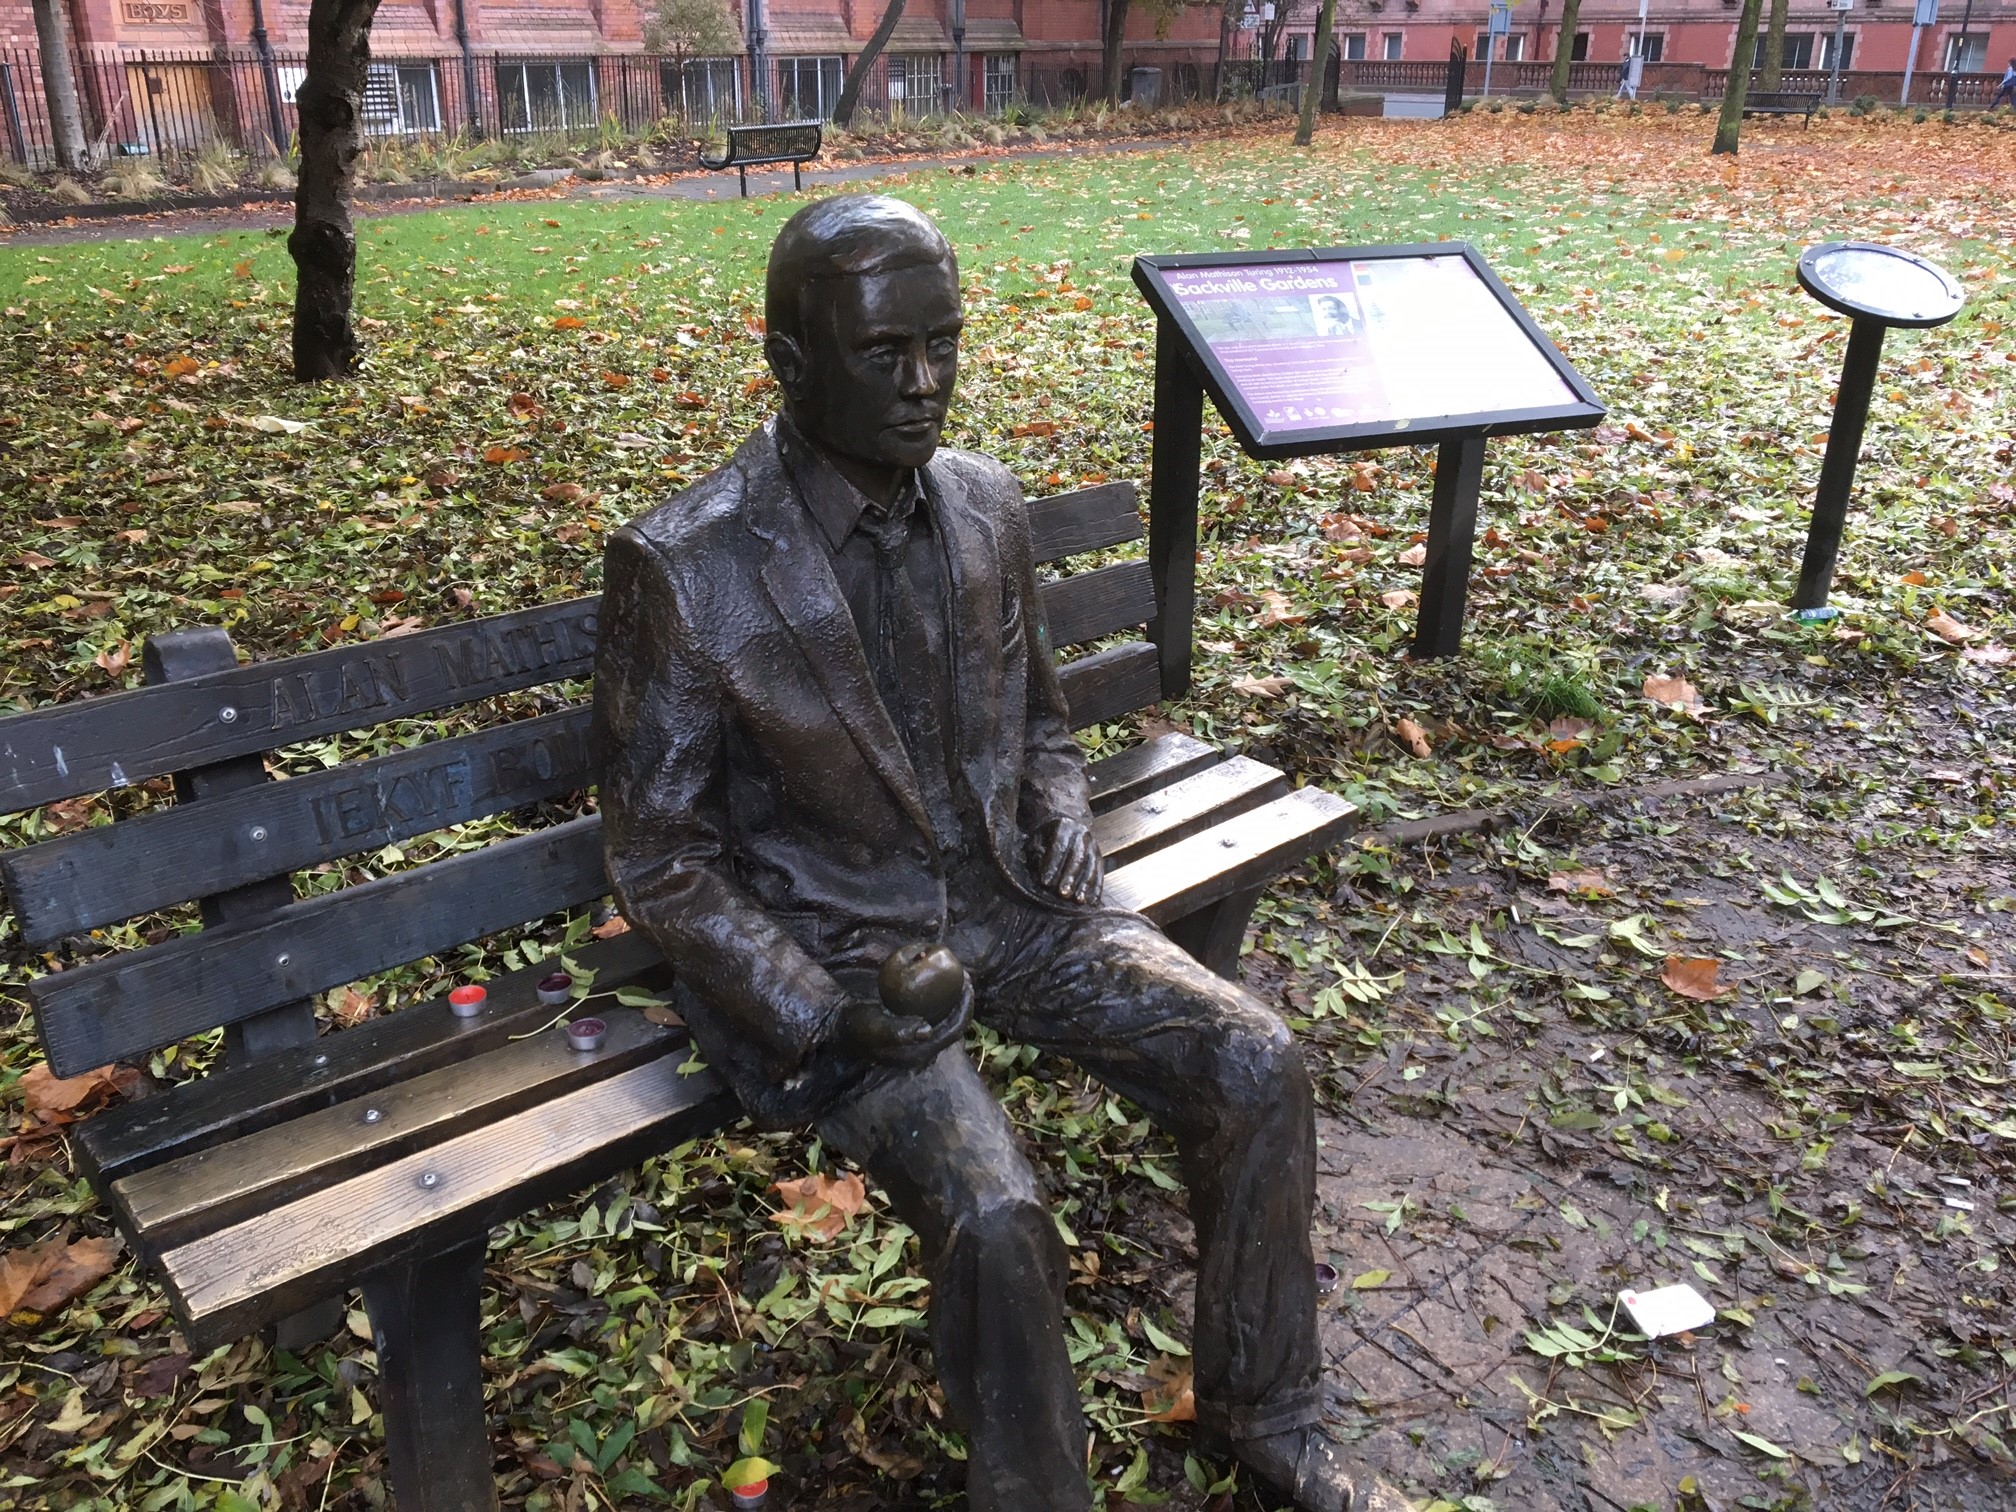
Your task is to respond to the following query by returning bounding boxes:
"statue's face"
[783,258,962,472]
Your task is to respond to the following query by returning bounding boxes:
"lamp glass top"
[1797,243,1963,328]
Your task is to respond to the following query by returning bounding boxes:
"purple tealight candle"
[1314,1262,1340,1297]
[565,1017,607,1052]
[537,971,574,1007]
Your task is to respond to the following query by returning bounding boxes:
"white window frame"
[1382,32,1403,59]
[496,60,599,134]
[983,54,1017,114]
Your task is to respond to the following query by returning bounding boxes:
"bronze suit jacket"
[593,419,1095,1125]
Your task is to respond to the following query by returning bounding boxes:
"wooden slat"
[159,1055,738,1351]
[75,931,666,1184]
[32,817,609,1079]
[111,1008,685,1256]
[1027,482,1142,565]
[1040,561,1158,649]
[1104,789,1359,925]
[1058,641,1162,731]
[1091,757,1286,868]
[0,599,601,817]
[1086,733,1221,815]
[3,708,596,947]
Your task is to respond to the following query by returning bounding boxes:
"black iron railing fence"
[0,45,1284,169]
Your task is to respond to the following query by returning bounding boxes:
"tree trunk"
[1711,0,1765,154]
[29,0,90,173]
[290,0,382,380]
[832,0,908,126]
[1102,0,1131,103]
[1758,0,1789,91]
[1294,0,1337,144]
[1548,0,1583,104]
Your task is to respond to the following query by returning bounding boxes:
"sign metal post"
[1902,0,1936,103]
[1791,243,1964,612]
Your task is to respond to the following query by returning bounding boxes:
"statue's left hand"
[1029,816,1103,905]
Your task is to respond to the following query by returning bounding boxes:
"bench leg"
[738,165,748,197]
[1163,885,1264,981]
[361,1237,498,1512]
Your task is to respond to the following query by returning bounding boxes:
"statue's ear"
[766,333,809,405]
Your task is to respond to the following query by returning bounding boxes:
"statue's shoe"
[1209,1424,1411,1512]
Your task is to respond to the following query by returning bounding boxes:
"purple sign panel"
[1159,256,1578,437]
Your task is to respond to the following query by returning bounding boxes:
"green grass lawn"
[1,113,2013,1511]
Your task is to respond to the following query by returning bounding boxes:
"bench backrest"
[0,482,1165,1083]
[727,121,822,160]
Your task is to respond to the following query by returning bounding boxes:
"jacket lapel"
[922,458,1005,805]
[745,430,935,843]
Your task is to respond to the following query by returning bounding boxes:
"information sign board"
[1132,244,1602,460]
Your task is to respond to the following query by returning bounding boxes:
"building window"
[1340,32,1367,60]
[1287,33,1310,61]
[1627,31,1664,61]
[1570,30,1589,60]
[362,62,441,134]
[1176,61,1203,100]
[1944,31,1986,71]
[777,55,844,118]
[1383,32,1403,59]
[984,54,1017,113]
[1503,34,1525,60]
[888,53,943,111]
[664,57,739,120]
[496,61,597,133]
[1757,32,1814,68]
[1819,32,1853,69]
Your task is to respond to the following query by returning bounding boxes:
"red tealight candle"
[448,984,486,1018]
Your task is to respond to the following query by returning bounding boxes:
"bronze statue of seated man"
[594,193,1396,1512]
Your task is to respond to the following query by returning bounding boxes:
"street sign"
[1487,2,1512,35]
[1912,0,1938,24]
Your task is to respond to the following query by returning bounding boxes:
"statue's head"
[764,195,961,477]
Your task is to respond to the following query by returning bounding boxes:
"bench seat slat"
[1104,788,1359,924]
[0,600,602,818]
[1042,561,1158,649]
[1092,757,1286,868]
[73,931,666,1184]
[32,817,609,1079]
[1057,642,1162,731]
[110,1008,686,1257]
[1027,482,1142,566]
[158,1055,738,1352]
[1086,733,1221,814]
[3,708,596,947]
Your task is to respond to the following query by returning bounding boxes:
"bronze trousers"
[815,906,1322,1512]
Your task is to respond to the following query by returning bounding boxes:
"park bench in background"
[697,120,823,197]
[0,480,1354,1512]
[1742,91,1822,124]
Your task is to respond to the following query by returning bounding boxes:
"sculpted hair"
[765,195,957,341]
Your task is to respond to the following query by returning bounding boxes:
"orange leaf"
[1642,673,1706,715]
[1141,1370,1196,1423]
[0,1234,122,1317]
[771,1171,869,1242]
[1073,295,1093,311]
[1661,956,1727,1001]
[1548,868,1612,898]
[1010,420,1058,438]
[19,1062,138,1118]
[1927,609,1975,644]
[162,356,199,378]
[1394,717,1433,759]
[1380,588,1416,610]
[590,915,631,939]
[542,482,586,503]
[1397,543,1427,567]
[602,372,631,389]
[483,445,528,465]
[1254,590,1305,628]
[552,316,585,330]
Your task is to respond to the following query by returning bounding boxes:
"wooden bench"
[0,480,1354,1512]
[1742,90,1822,123]
[697,119,823,197]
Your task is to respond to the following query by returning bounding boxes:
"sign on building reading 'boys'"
[1133,246,1603,459]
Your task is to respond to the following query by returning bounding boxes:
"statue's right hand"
[837,995,970,1069]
